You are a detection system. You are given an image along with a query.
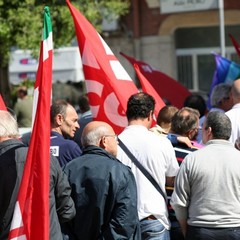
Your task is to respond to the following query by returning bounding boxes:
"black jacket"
[64,146,140,240]
[0,139,76,240]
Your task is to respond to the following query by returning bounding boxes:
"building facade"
[104,0,240,96]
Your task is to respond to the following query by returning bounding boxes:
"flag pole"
[219,0,225,57]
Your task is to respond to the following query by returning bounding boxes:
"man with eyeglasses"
[63,121,140,239]
[167,106,202,239]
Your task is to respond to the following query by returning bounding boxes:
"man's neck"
[128,119,151,129]
[0,136,12,142]
[51,128,63,136]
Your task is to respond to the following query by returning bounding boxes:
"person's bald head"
[81,121,118,157]
[231,79,240,103]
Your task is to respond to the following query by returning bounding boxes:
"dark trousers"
[170,221,184,240]
[186,225,240,240]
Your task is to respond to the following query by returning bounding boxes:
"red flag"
[66,0,139,134]
[229,34,240,58]
[0,94,7,111]
[8,6,53,239]
[120,52,191,108]
[134,64,165,122]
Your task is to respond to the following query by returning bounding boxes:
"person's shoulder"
[51,134,79,148]
[64,138,80,147]
[226,104,240,114]
[148,130,172,146]
[63,155,83,172]
[111,156,134,178]
[2,142,29,164]
[150,125,168,137]
[199,115,205,125]
[13,101,21,110]
[50,154,62,171]
[96,151,129,171]
[183,145,205,161]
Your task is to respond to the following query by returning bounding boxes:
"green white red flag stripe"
[8,6,53,240]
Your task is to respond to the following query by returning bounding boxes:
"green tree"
[0,0,130,106]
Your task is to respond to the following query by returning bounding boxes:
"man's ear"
[55,114,64,126]
[187,129,195,140]
[206,126,212,137]
[99,136,106,149]
[148,110,153,120]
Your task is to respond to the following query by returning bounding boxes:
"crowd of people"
[1,79,240,240]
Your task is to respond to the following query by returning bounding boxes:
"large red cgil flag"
[120,52,191,108]
[66,0,140,134]
[0,94,7,111]
[8,6,53,240]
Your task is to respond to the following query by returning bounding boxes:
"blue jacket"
[64,145,140,240]
[50,131,82,168]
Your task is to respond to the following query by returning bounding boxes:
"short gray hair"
[0,110,19,138]
[81,125,109,147]
[210,83,232,107]
[205,111,231,140]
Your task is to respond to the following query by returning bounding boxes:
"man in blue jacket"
[50,100,82,168]
[64,121,140,239]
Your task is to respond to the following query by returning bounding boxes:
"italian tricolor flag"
[8,6,53,240]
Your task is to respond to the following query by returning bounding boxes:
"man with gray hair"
[63,121,140,239]
[198,83,233,143]
[210,83,233,112]
[0,110,75,239]
[171,111,240,240]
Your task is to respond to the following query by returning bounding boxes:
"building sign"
[160,0,218,14]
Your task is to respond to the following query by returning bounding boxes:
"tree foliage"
[0,0,130,67]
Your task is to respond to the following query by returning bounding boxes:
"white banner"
[160,0,218,14]
[9,47,84,84]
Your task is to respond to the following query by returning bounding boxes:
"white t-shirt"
[225,103,240,144]
[117,125,179,229]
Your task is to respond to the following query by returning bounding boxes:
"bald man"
[226,79,240,144]
[63,121,140,239]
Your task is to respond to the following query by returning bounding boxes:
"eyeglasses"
[103,134,118,140]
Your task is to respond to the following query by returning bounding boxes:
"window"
[175,26,240,94]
